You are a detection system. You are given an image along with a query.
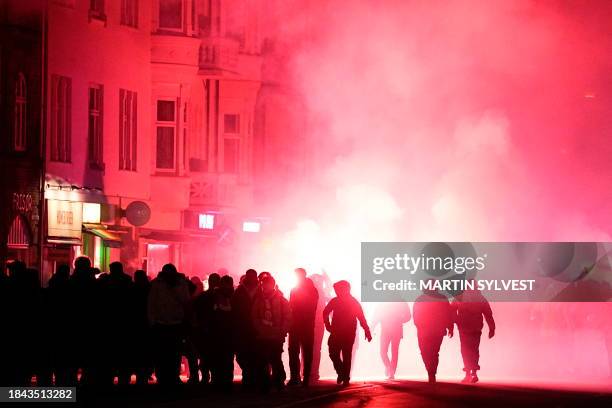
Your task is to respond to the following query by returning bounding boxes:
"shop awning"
[83,224,122,247]
[48,237,82,246]
[139,229,216,242]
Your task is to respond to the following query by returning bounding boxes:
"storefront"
[137,227,217,279]
[44,198,121,282]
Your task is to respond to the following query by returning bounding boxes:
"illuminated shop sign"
[243,221,261,232]
[13,192,33,213]
[198,213,215,230]
[47,199,82,239]
[83,202,101,223]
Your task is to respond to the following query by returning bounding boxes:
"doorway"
[147,243,171,276]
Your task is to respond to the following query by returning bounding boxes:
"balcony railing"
[151,34,201,67]
[198,37,241,71]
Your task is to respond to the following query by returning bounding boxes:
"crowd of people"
[0,258,497,392]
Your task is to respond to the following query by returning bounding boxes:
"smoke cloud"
[244,0,612,386]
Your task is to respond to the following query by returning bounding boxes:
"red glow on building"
[0,0,610,393]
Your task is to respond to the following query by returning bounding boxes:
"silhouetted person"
[68,256,98,386]
[133,270,153,385]
[50,263,70,286]
[148,263,191,386]
[4,262,43,386]
[252,276,291,392]
[207,273,222,291]
[191,276,204,297]
[217,267,231,282]
[0,266,9,386]
[98,261,135,386]
[414,287,454,383]
[45,264,72,385]
[372,301,411,380]
[310,272,332,381]
[184,276,202,384]
[193,272,221,384]
[288,268,319,386]
[231,269,260,389]
[323,280,372,386]
[452,286,495,383]
[258,271,271,283]
[209,275,235,389]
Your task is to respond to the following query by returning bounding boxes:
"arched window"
[14,73,27,151]
[7,215,31,249]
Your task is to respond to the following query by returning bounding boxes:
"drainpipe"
[38,1,48,282]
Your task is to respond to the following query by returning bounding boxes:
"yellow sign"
[83,202,101,223]
[47,199,82,239]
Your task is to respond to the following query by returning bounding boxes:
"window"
[157,100,175,121]
[182,102,188,170]
[156,100,176,170]
[223,114,240,173]
[13,73,27,152]
[121,0,138,27]
[89,0,105,19]
[119,89,137,171]
[224,114,239,134]
[157,128,175,169]
[50,75,72,162]
[159,0,183,30]
[88,84,104,168]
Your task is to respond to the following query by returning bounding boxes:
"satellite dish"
[125,201,151,226]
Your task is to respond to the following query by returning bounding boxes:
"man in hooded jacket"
[252,275,291,392]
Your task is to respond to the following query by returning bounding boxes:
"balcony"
[198,37,240,71]
[151,34,201,69]
[198,37,262,80]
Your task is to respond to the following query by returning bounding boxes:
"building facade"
[147,0,264,278]
[0,1,44,273]
[42,0,153,282]
[0,0,300,282]
[35,0,275,282]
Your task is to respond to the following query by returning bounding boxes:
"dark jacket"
[209,288,235,347]
[414,291,453,336]
[289,278,319,332]
[452,290,495,332]
[147,271,190,326]
[252,289,291,342]
[231,283,261,347]
[193,288,217,335]
[134,279,151,329]
[99,271,136,333]
[323,295,370,338]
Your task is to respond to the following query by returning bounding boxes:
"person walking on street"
[323,280,372,386]
[288,268,319,387]
[452,285,495,383]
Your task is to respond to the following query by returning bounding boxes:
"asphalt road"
[75,380,612,408]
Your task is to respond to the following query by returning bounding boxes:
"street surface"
[76,379,612,408]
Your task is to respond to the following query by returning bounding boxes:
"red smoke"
[243,0,612,388]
